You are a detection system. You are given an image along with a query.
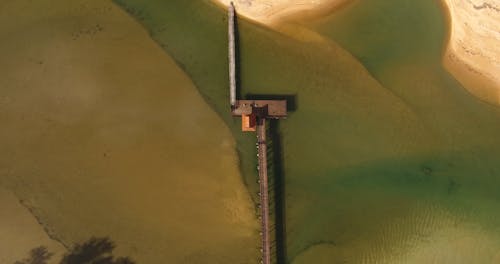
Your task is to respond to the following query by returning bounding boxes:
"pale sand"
[211,0,353,44]
[441,0,500,105]
[212,0,349,26]
[0,0,258,263]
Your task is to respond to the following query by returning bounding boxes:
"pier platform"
[232,100,287,118]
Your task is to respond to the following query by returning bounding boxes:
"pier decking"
[256,118,270,264]
[232,100,287,118]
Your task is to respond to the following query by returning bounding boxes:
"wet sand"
[0,188,65,263]
[0,0,258,263]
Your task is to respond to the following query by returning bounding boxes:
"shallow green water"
[114,0,500,262]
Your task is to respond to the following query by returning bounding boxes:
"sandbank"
[441,0,500,105]
[212,0,350,26]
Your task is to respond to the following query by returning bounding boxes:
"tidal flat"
[0,0,258,263]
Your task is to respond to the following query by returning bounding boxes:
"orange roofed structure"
[241,114,256,131]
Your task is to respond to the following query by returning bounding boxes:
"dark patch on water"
[421,165,433,175]
[15,237,134,264]
[447,177,460,195]
[14,246,53,264]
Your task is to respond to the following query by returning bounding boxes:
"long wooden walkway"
[228,2,236,107]
[256,118,271,264]
[228,3,283,263]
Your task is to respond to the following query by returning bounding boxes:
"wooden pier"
[227,3,287,264]
[228,2,236,107]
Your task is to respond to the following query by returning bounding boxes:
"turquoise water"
[114,0,500,262]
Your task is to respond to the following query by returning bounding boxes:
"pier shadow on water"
[267,118,288,264]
